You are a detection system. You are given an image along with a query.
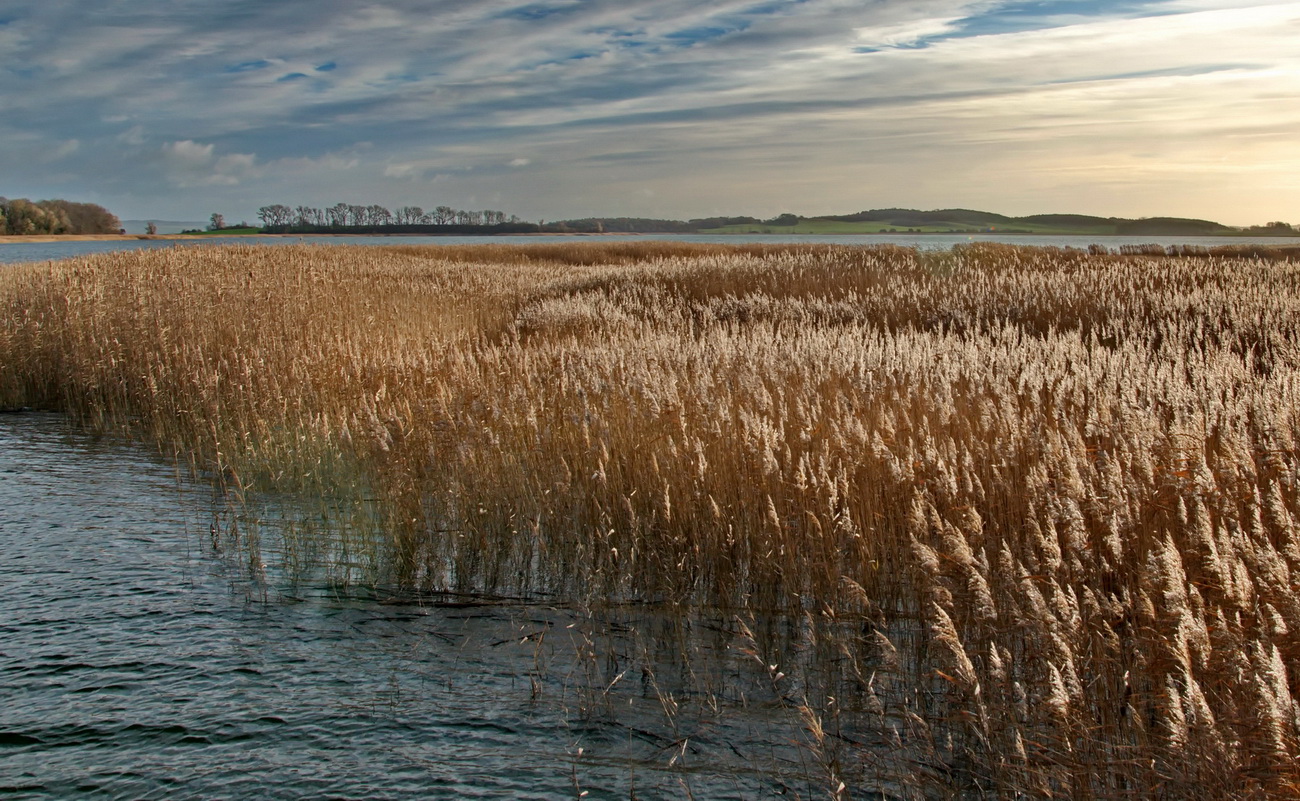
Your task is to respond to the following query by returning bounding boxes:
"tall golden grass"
[2,241,1298,796]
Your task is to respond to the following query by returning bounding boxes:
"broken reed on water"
[2,241,1299,796]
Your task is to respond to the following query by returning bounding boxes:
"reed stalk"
[3,241,1298,796]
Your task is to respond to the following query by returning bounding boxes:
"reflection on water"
[3,233,1300,264]
[0,413,869,799]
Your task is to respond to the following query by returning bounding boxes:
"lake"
[3,232,1300,264]
[0,413,860,799]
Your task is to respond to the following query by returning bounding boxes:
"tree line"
[229,205,798,235]
[0,197,122,235]
[236,204,522,231]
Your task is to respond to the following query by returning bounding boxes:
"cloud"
[162,139,213,163]
[854,15,966,48]
[383,162,422,179]
[0,0,1295,224]
[41,138,80,162]
[274,151,361,173]
[116,125,146,145]
[161,139,258,186]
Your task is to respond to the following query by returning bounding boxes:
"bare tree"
[396,205,424,225]
[257,205,294,228]
[208,213,225,231]
[145,221,158,235]
[228,200,522,231]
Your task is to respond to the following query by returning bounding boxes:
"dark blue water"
[0,414,826,799]
[3,233,1300,264]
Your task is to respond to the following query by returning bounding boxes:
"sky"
[1,0,1297,225]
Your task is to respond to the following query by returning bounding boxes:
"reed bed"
[3,241,1299,797]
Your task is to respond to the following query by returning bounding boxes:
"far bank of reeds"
[2,241,1298,796]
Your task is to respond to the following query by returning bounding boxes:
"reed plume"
[3,240,1298,796]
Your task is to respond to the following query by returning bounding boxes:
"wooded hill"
[554,209,1297,236]
[0,197,121,235]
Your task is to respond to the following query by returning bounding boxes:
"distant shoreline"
[0,234,165,243]
[4,229,1298,245]
[0,232,642,244]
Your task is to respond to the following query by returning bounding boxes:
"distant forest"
[239,203,524,234]
[0,197,122,235]
[4,194,1294,238]
[565,210,1300,236]
[231,204,1296,237]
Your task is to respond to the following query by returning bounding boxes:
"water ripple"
[0,414,814,799]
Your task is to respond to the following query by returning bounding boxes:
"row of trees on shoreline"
[200,204,1299,238]
[203,204,785,235]
[249,204,522,230]
[1,197,122,236]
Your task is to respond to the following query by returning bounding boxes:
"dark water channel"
[0,414,832,799]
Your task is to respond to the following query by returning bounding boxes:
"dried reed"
[2,241,1298,796]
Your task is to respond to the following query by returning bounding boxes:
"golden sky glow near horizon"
[0,0,1296,224]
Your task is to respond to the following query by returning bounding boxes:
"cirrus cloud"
[0,0,1295,224]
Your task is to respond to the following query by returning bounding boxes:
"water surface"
[0,414,825,799]
[3,232,1300,264]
